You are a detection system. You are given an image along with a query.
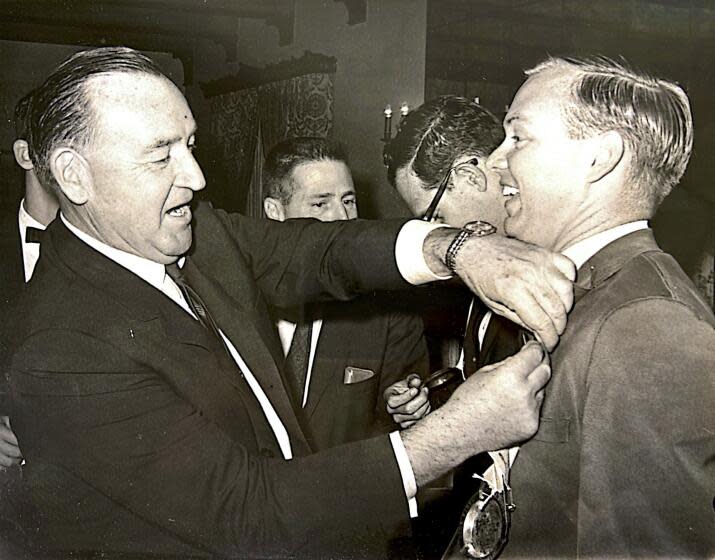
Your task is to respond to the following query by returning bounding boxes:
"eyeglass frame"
[421,157,480,222]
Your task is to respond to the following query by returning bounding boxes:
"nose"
[177,150,206,192]
[487,142,508,172]
[325,205,349,221]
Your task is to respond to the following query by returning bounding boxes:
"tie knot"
[165,262,185,284]
[25,226,45,244]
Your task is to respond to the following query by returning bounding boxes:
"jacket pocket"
[532,417,571,443]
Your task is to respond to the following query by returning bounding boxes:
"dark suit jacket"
[298,298,429,450]
[503,229,715,558]
[0,208,24,313]
[6,203,418,559]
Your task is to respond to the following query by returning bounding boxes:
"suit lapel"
[303,314,335,422]
[45,219,277,453]
[181,259,313,456]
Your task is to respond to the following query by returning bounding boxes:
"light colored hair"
[527,55,693,213]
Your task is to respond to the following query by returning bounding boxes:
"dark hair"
[14,89,35,140]
[28,46,166,192]
[384,96,503,188]
[528,56,693,211]
[263,137,349,203]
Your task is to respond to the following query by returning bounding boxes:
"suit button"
[259,448,276,458]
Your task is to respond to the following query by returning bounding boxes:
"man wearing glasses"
[384,96,523,421]
[383,96,527,559]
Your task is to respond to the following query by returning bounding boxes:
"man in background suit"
[0,89,59,556]
[262,137,429,450]
[383,97,526,558]
[486,55,715,557]
[5,47,575,558]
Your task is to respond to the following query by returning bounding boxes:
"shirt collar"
[18,198,47,232]
[60,213,169,292]
[562,220,649,269]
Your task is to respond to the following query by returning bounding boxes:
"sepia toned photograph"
[0,1,713,558]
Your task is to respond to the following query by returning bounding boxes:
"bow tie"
[25,226,45,244]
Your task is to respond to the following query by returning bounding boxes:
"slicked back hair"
[384,96,503,188]
[263,137,349,204]
[14,89,35,140]
[527,55,693,211]
[28,46,166,193]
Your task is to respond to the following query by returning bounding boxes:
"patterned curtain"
[208,72,334,216]
[208,89,259,211]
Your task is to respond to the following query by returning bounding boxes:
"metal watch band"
[445,221,497,273]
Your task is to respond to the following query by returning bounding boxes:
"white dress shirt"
[18,199,47,282]
[59,214,445,516]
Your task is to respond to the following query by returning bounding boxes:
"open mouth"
[502,185,519,197]
[166,202,192,219]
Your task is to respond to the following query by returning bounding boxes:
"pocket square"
[343,366,375,384]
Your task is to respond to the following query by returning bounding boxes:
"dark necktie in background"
[284,314,313,409]
[25,226,45,244]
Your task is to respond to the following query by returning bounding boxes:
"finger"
[399,390,429,416]
[0,440,22,460]
[528,281,569,336]
[499,341,545,379]
[406,374,422,388]
[498,293,559,351]
[393,399,430,423]
[386,387,419,410]
[553,253,577,282]
[526,363,552,392]
[0,426,19,447]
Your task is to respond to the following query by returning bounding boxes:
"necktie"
[166,263,225,344]
[25,226,45,244]
[284,315,313,408]
[463,303,487,377]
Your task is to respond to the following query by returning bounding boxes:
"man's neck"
[24,180,59,227]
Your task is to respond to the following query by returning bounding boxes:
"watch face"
[461,482,510,559]
[463,221,497,236]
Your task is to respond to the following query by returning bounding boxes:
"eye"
[154,153,171,165]
[311,202,326,209]
[344,198,356,206]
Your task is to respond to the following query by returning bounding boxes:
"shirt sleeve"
[395,220,452,285]
[389,431,418,518]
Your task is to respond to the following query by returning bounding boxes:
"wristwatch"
[445,220,497,273]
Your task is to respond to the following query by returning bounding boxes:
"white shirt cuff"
[395,220,452,285]
[389,431,418,518]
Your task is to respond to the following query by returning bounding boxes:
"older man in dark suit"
[484,55,715,558]
[4,47,575,559]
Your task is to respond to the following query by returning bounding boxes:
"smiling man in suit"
[484,55,715,558]
[4,47,576,559]
[262,137,430,450]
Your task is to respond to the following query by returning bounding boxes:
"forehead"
[86,72,195,143]
[290,159,353,193]
[506,67,575,128]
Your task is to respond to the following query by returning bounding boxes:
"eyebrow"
[145,127,197,152]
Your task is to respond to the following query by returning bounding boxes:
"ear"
[452,160,488,192]
[586,130,624,184]
[263,197,286,221]
[50,147,90,205]
[12,140,33,171]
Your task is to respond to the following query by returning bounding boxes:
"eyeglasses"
[421,157,479,222]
